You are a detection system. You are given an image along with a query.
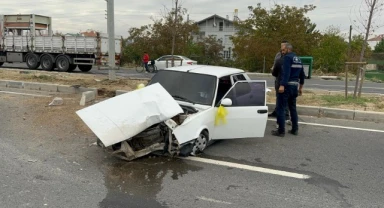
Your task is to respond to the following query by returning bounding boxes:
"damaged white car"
[76,65,269,161]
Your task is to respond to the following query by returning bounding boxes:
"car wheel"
[41,55,55,71]
[191,130,209,156]
[26,54,40,69]
[56,55,71,72]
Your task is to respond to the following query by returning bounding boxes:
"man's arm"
[271,52,281,77]
[280,55,291,87]
[299,66,305,95]
[272,59,280,77]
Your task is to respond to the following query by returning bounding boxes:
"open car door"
[212,80,269,140]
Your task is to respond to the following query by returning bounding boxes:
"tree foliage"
[312,26,348,73]
[121,7,224,66]
[121,7,198,65]
[231,3,321,72]
[374,38,384,52]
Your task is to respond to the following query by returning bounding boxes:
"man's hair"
[286,43,293,50]
[281,40,288,43]
[144,52,147,53]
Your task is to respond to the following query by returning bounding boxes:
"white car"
[154,55,197,70]
[77,65,269,161]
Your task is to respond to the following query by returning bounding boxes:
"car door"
[212,80,268,140]
[156,56,169,70]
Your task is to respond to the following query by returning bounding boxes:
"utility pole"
[106,0,116,80]
[171,0,178,67]
[345,25,352,99]
[263,56,266,73]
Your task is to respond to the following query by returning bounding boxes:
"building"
[193,12,240,60]
[367,34,384,50]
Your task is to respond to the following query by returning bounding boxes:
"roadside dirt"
[0,68,149,96]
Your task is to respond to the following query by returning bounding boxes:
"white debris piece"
[48,97,64,106]
[76,83,183,147]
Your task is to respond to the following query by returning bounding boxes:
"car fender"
[172,108,215,145]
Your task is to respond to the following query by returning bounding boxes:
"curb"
[0,79,97,95]
[267,103,384,123]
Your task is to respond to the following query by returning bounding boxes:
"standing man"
[272,43,305,137]
[269,40,291,125]
[142,52,150,73]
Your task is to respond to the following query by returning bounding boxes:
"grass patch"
[32,74,57,81]
[365,70,384,82]
[321,95,379,107]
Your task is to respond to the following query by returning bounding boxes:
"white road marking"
[197,196,232,205]
[0,91,51,98]
[182,157,311,180]
[267,119,384,133]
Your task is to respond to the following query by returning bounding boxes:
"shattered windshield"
[148,70,217,106]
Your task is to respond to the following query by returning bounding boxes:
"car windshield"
[148,70,217,106]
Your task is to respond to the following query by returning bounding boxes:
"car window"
[232,74,247,82]
[224,81,265,107]
[158,56,170,61]
[180,56,191,60]
[148,70,217,106]
[215,76,232,106]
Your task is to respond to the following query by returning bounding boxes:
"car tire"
[68,64,77,72]
[191,130,209,156]
[41,55,55,71]
[26,53,40,69]
[78,64,93,72]
[56,55,71,72]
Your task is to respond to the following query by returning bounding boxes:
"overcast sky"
[1,0,384,38]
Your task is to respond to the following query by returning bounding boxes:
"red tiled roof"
[368,34,384,41]
[81,30,97,37]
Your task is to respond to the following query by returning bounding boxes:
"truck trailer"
[0,14,122,72]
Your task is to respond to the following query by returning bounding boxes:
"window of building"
[219,22,223,31]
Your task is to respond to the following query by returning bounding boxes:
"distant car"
[154,55,197,70]
[77,65,269,161]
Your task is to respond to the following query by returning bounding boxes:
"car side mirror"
[221,98,232,106]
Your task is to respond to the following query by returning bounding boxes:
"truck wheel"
[26,54,40,69]
[41,55,54,71]
[78,65,93,72]
[0,62,4,67]
[56,56,70,72]
[191,130,209,156]
[68,64,77,72]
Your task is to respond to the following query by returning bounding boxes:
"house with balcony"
[193,14,239,60]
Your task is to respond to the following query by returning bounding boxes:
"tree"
[232,3,321,72]
[124,7,198,64]
[374,38,384,52]
[313,26,348,73]
[350,34,373,62]
[351,0,384,62]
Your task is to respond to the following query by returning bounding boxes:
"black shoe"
[288,130,298,136]
[271,130,285,137]
[268,111,277,117]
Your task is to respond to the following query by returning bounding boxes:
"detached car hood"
[76,83,184,147]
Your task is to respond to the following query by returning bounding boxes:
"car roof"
[162,65,245,78]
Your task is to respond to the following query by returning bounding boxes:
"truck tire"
[68,64,77,72]
[0,62,4,67]
[56,55,71,72]
[41,55,55,71]
[78,65,93,72]
[26,54,40,69]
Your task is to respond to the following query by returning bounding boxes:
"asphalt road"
[2,62,384,94]
[1,90,384,208]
